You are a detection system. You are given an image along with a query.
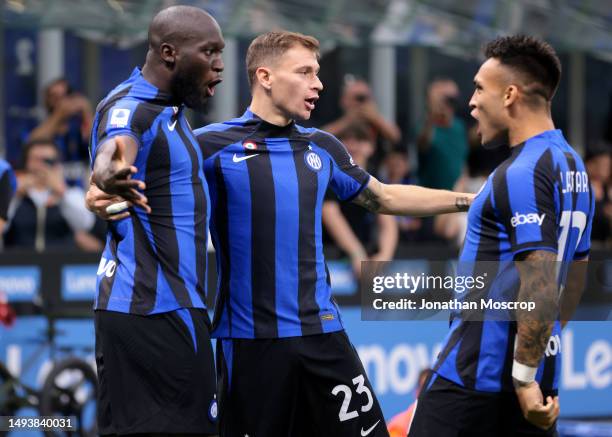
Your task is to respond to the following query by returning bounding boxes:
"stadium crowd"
[1,72,611,256]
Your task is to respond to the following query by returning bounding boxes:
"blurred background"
[0,1,611,436]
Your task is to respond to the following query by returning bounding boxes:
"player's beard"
[171,70,209,112]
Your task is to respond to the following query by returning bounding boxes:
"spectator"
[585,143,611,245]
[0,159,17,237]
[4,139,99,252]
[434,124,509,247]
[323,76,401,169]
[27,78,93,187]
[382,146,423,241]
[322,124,398,275]
[416,78,468,190]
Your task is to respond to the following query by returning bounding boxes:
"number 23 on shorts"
[331,374,374,422]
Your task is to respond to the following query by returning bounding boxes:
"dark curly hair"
[483,35,561,102]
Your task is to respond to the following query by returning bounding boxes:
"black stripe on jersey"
[564,152,579,217]
[211,155,232,334]
[0,171,11,220]
[433,321,469,373]
[455,322,484,388]
[575,154,594,259]
[476,188,503,261]
[176,122,208,305]
[198,123,259,161]
[501,322,517,391]
[142,123,193,309]
[291,140,323,336]
[97,232,119,310]
[94,85,132,118]
[555,162,565,222]
[94,110,112,151]
[129,213,158,314]
[540,345,557,391]
[256,121,297,139]
[492,147,523,250]
[533,149,557,248]
[310,131,351,167]
[247,142,278,338]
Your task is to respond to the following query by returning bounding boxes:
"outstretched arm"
[351,176,473,216]
[92,135,149,211]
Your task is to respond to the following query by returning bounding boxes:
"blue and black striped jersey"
[90,68,210,315]
[0,159,16,221]
[434,129,595,392]
[195,108,370,339]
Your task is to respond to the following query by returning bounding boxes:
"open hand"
[93,159,150,213]
[87,177,150,219]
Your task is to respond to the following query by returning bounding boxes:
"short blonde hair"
[246,31,320,88]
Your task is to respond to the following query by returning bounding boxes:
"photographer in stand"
[4,139,97,251]
[323,76,401,169]
[416,78,469,191]
[27,78,93,187]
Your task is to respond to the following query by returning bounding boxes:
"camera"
[444,95,458,109]
[43,157,59,167]
[355,93,369,103]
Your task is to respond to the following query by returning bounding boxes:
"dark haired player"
[409,35,594,437]
[88,6,224,435]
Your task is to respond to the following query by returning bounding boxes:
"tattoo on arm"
[455,196,470,212]
[354,186,381,212]
[514,250,558,374]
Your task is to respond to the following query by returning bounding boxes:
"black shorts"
[409,373,558,437]
[95,308,218,436]
[217,330,388,437]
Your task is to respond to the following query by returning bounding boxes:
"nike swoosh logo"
[232,153,259,163]
[167,120,177,131]
[361,420,380,436]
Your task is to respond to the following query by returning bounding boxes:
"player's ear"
[160,43,177,65]
[255,67,272,91]
[503,84,519,108]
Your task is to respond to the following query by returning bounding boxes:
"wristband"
[105,201,129,215]
[512,359,538,384]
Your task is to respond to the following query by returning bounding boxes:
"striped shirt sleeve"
[312,130,370,201]
[93,98,147,159]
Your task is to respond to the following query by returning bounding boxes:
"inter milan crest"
[304,151,322,172]
[243,141,258,150]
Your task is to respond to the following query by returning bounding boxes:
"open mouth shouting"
[206,78,223,97]
[305,96,319,111]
